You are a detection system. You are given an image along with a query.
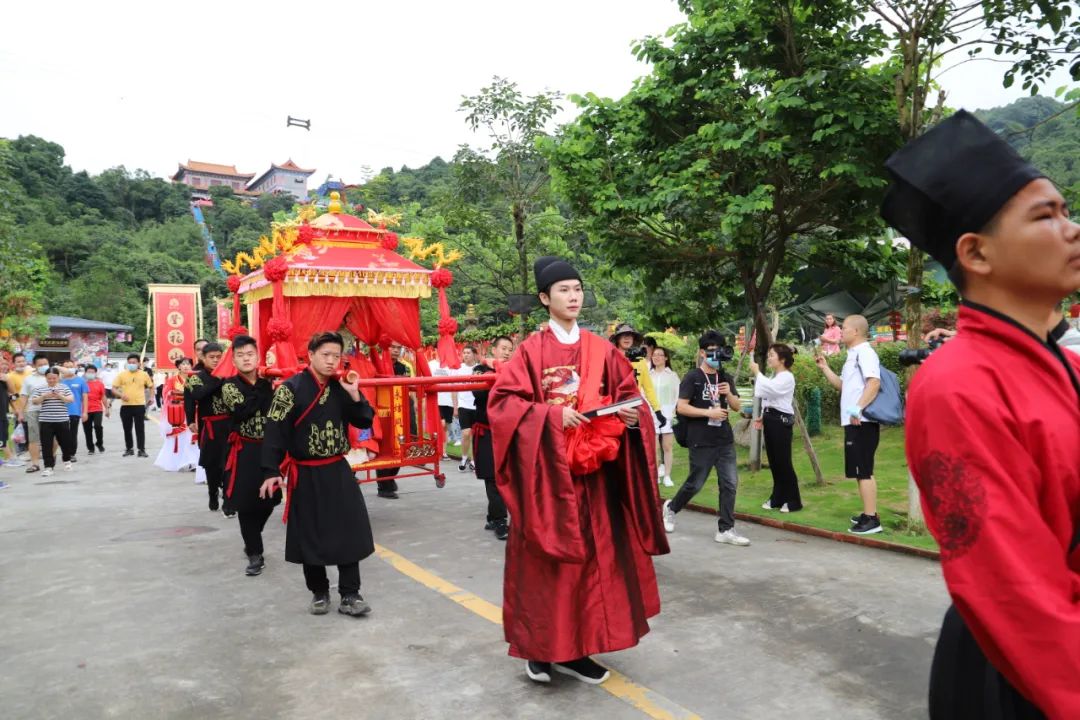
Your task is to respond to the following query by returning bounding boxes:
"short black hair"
[698,330,725,350]
[33,355,50,364]
[84,364,97,371]
[194,338,209,348]
[769,343,796,369]
[230,335,257,353]
[308,332,344,352]
[643,336,657,349]
[464,345,478,354]
[12,352,24,361]
[492,335,513,347]
[126,353,140,362]
[45,366,60,376]
[174,357,193,369]
[202,342,224,355]
[947,260,967,295]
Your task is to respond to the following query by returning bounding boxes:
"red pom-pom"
[1071,303,1080,319]
[437,317,459,335]
[263,256,289,283]
[430,267,453,288]
[297,223,315,245]
[227,275,243,292]
[267,317,293,342]
[227,326,250,340]
[381,232,399,251]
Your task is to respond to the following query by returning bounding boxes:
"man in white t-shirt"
[815,314,882,535]
[450,346,478,472]
[429,357,456,459]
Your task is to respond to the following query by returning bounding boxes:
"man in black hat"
[885,110,1080,719]
[488,256,669,686]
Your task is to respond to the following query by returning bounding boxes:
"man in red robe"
[488,257,669,685]
[883,110,1080,718]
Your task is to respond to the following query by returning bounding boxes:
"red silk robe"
[906,302,1080,717]
[489,326,669,663]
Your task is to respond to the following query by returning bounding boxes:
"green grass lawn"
[657,425,939,552]
[448,423,937,553]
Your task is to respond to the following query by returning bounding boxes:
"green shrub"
[806,387,822,436]
[789,342,910,425]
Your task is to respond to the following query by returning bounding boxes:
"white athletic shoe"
[662,499,675,533]
[762,501,774,510]
[657,463,666,480]
[63,461,73,472]
[662,476,674,487]
[779,503,790,513]
[41,468,54,478]
[715,529,751,546]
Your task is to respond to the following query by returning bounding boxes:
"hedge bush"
[788,342,910,424]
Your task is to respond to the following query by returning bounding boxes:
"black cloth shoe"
[377,490,399,499]
[87,449,95,456]
[245,554,264,576]
[70,457,77,463]
[97,445,105,452]
[493,519,509,541]
[208,491,219,512]
[554,657,610,685]
[122,449,134,457]
[137,450,148,458]
[525,661,552,684]
[484,520,496,531]
[309,592,331,615]
[338,594,372,616]
[850,513,868,525]
[850,514,883,535]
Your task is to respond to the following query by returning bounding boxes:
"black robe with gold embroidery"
[184,369,231,470]
[221,375,281,515]
[261,369,376,565]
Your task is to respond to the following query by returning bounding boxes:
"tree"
[458,77,562,334]
[548,0,900,356]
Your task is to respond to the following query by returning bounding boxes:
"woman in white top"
[649,347,680,487]
[749,344,803,512]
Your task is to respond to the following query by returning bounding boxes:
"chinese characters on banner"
[216,299,232,343]
[149,284,201,366]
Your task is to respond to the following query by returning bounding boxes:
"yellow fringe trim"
[242,280,431,303]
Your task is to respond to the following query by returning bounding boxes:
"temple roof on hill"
[172,161,256,180]
[248,159,316,190]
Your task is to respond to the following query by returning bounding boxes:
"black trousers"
[376,467,399,494]
[303,562,360,597]
[484,478,506,522]
[82,411,104,451]
[120,405,146,451]
[67,416,82,457]
[40,421,73,468]
[762,411,803,511]
[238,505,274,556]
[930,605,1044,719]
[206,464,225,496]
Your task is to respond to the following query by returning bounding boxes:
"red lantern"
[263,256,289,283]
[226,275,243,292]
[381,232,399,251]
[430,267,453,289]
[297,223,315,246]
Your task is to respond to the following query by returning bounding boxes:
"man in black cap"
[488,256,669,686]
[885,110,1080,718]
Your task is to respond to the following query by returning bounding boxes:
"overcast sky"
[2,0,1074,183]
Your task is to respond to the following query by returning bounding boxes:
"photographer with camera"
[610,324,663,427]
[814,314,883,535]
[883,111,1080,719]
[662,330,749,546]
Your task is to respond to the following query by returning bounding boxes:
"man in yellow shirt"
[112,353,153,457]
[6,352,33,462]
[610,324,663,424]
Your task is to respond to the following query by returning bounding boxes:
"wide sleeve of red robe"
[906,304,1080,718]
[488,327,670,663]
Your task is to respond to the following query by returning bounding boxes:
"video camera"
[898,337,943,366]
[625,346,649,363]
[705,346,735,366]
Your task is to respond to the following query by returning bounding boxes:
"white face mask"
[85,372,97,380]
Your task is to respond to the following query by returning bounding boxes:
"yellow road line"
[374,544,702,720]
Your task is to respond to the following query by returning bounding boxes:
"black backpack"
[673,413,689,447]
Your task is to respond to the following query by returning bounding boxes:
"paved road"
[0,414,949,719]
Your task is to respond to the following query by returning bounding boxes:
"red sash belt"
[165,425,187,453]
[471,421,490,458]
[224,432,260,498]
[199,414,229,442]
[279,454,345,523]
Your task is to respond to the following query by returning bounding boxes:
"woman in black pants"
[750,344,803,512]
[471,363,507,539]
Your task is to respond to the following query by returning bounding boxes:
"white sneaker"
[762,501,774,510]
[715,529,751,546]
[662,476,674,487]
[4,459,25,468]
[657,463,666,480]
[779,503,790,513]
[63,461,73,472]
[41,468,54,478]
[662,499,675,533]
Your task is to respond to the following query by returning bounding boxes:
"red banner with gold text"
[216,299,232,342]
[149,284,201,366]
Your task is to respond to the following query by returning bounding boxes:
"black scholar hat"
[881,110,1045,270]
[534,256,582,292]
